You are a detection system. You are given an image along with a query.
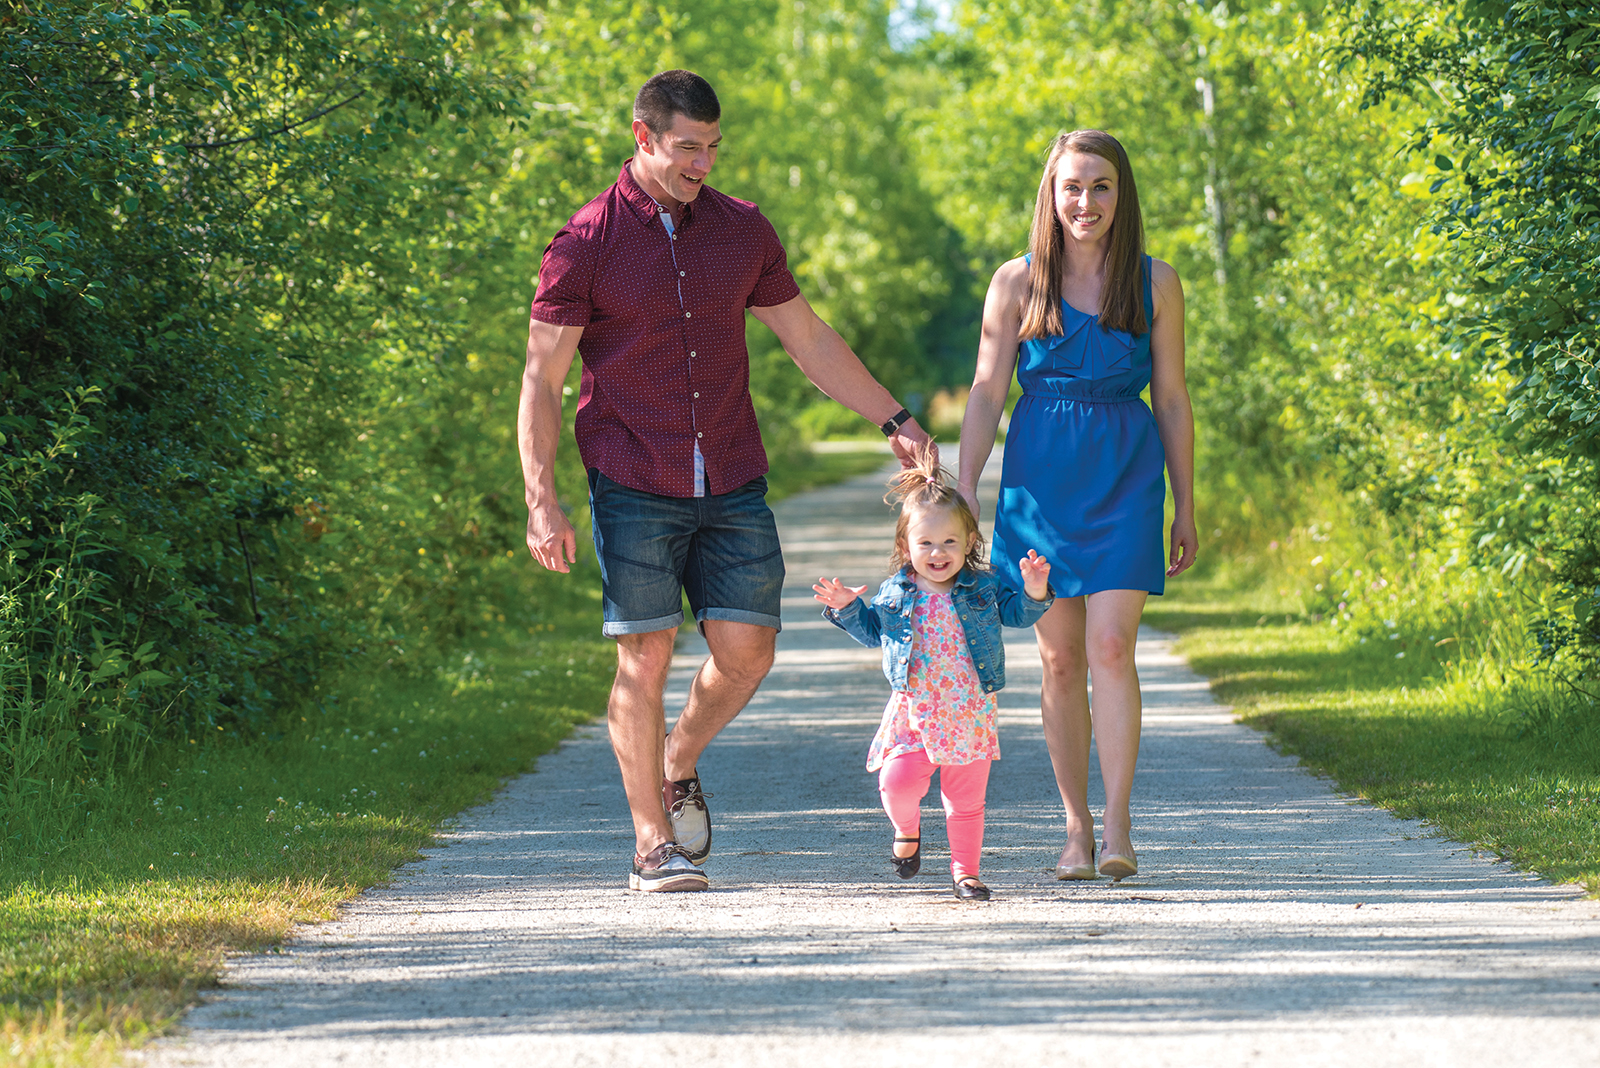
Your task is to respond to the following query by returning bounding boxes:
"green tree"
[0,0,524,839]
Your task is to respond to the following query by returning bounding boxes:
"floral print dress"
[865,587,1000,771]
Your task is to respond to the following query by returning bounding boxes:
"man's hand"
[887,418,937,470]
[1018,549,1052,601]
[812,576,868,610]
[527,499,578,573]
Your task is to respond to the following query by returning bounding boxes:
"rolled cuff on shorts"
[602,610,685,638]
[588,468,785,641]
[696,606,781,635]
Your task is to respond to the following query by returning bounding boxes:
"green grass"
[0,617,615,1065]
[1145,571,1600,895]
[23,449,1590,1067]
[0,449,889,1066]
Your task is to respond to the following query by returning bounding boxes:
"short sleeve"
[528,223,597,327]
[746,213,802,309]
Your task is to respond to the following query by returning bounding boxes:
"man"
[518,69,931,892]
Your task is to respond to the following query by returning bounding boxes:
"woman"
[957,130,1196,881]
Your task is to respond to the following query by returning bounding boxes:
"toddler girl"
[813,452,1053,900]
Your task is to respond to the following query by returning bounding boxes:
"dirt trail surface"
[149,454,1600,1068]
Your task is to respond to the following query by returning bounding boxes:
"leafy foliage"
[0,0,974,848]
[9,0,1599,851]
[0,0,527,841]
[912,0,1599,693]
[1336,0,1600,676]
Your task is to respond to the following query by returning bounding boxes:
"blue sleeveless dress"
[991,256,1167,598]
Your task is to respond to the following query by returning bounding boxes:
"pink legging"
[878,749,992,879]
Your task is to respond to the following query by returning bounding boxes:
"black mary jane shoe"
[891,836,921,879]
[952,876,991,901]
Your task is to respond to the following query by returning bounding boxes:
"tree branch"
[180,90,366,151]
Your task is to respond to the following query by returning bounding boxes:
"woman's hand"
[957,483,982,522]
[813,576,868,610]
[1166,514,1198,577]
[1018,549,1052,600]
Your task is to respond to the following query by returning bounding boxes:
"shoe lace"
[639,841,697,868]
[667,781,713,814]
[660,843,702,870]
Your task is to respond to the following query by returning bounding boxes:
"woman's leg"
[938,758,993,880]
[1083,589,1148,858]
[1034,596,1092,869]
[878,749,936,857]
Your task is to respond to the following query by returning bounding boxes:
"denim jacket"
[823,566,1053,694]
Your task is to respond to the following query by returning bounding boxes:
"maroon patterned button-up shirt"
[529,162,801,498]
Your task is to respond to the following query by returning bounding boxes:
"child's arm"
[813,577,867,611]
[814,577,885,647]
[996,551,1055,627]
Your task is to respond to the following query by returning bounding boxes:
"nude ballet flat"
[1098,843,1137,881]
[1055,840,1097,881]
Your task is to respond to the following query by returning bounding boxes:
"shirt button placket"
[665,210,698,491]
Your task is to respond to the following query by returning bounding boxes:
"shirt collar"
[618,160,696,227]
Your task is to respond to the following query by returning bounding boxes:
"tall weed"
[0,511,170,854]
[1216,488,1600,744]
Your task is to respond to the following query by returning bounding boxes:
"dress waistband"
[1020,390,1146,404]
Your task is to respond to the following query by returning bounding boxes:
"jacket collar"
[892,565,977,592]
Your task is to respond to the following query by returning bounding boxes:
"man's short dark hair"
[634,70,720,136]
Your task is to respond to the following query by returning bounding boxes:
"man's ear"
[631,119,655,152]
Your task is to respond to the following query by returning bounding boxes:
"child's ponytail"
[885,446,987,574]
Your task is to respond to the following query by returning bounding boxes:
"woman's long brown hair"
[1018,130,1148,340]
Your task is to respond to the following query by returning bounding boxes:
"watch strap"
[879,407,912,437]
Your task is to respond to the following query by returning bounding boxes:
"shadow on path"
[152,452,1600,1068]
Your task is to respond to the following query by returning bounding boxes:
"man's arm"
[749,294,934,465]
[518,318,585,573]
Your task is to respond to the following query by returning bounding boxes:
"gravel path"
[149,454,1600,1067]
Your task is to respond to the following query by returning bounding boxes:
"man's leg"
[659,620,774,863]
[585,469,705,890]
[663,473,786,862]
[609,628,679,857]
[663,619,776,781]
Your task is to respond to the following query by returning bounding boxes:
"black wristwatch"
[879,406,912,437]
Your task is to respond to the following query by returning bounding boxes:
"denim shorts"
[587,469,785,637]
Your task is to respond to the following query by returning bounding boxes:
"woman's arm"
[957,258,1029,519]
[1148,258,1197,577]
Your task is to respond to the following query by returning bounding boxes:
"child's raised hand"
[812,576,868,610]
[1018,549,1052,601]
